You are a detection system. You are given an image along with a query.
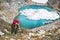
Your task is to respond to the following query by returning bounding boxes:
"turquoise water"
[18,5,54,11]
[16,14,53,29]
[15,5,58,29]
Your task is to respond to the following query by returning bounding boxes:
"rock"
[42,35,45,37]
[37,30,46,36]
[0,31,5,36]
[10,38,15,40]
[49,33,52,35]
[57,29,60,33]
[5,36,9,38]
[29,33,36,37]
[17,39,21,40]
[4,29,10,34]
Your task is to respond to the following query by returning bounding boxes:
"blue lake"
[15,5,60,29]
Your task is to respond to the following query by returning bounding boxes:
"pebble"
[49,33,52,35]
[29,33,36,37]
[5,36,9,38]
[42,35,45,37]
[27,36,31,39]
[57,29,60,33]
[4,29,10,33]
[0,31,5,36]
[10,38,15,40]
[21,33,24,36]
[37,30,46,35]
[17,39,21,40]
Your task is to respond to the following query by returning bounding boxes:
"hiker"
[11,19,19,34]
[14,24,19,34]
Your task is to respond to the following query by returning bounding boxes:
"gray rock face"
[0,0,26,23]
[0,0,60,24]
[48,0,60,8]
